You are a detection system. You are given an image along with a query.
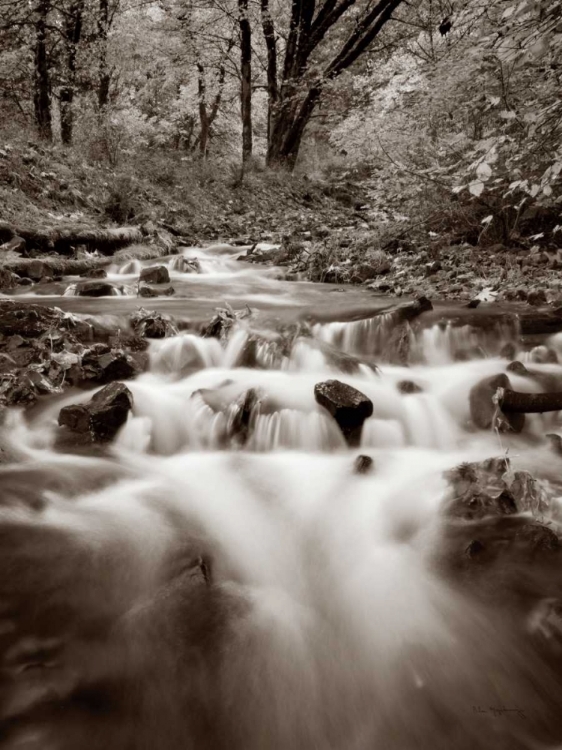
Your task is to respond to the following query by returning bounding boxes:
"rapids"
[2,243,562,749]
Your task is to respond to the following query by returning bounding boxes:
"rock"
[530,345,558,364]
[506,360,530,376]
[227,388,262,446]
[76,280,116,297]
[0,268,18,290]
[130,309,176,339]
[0,236,26,254]
[351,251,391,282]
[0,221,15,243]
[397,380,423,394]
[0,300,61,338]
[528,289,547,306]
[82,347,140,384]
[139,265,170,284]
[466,298,480,309]
[58,382,133,442]
[201,308,237,339]
[81,268,108,279]
[314,379,373,446]
[138,285,175,298]
[469,373,525,433]
[354,455,374,474]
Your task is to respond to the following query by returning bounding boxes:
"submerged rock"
[58,382,133,442]
[76,280,116,297]
[469,373,525,433]
[353,455,374,474]
[139,265,170,285]
[314,379,373,446]
[397,380,423,394]
[139,285,175,298]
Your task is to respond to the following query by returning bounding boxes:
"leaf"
[499,110,517,119]
[481,215,494,225]
[477,162,492,181]
[468,180,485,197]
[489,96,501,105]
[543,185,553,197]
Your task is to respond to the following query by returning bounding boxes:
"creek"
[2,243,562,749]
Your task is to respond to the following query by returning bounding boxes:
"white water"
[2,244,562,749]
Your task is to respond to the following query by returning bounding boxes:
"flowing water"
[2,244,562,749]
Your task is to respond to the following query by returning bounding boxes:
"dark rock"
[466,299,480,309]
[314,379,373,446]
[354,455,374,474]
[227,388,262,446]
[201,308,237,339]
[76,280,116,297]
[139,265,170,284]
[58,382,133,442]
[527,289,547,306]
[131,309,176,339]
[397,380,423,394]
[138,285,175,298]
[469,373,525,433]
[465,540,485,559]
[81,268,108,279]
[0,300,61,338]
[82,347,140,384]
[26,259,50,281]
[506,360,530,377]
[0,221,15,243]
[17,277,34,287]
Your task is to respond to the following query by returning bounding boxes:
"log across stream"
[2,243,562,750]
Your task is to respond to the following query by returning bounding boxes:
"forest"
[0,0,560,301]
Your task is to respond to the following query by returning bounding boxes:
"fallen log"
[1,256,111,279]
[4,224,143,256]
[498,387,562,414]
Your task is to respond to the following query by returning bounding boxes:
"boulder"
[314,379,373,446]
[58,382,133,442]
[469,373,525,433]
[130,309,176,339]
[76,280,116,297]
[139,265,170,285]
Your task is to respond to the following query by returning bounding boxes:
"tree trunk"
[60,0,84,145]
[239,0,253,163]
[499,388,562,414]
[260,0,277,143]
[196,62,210,157]
[33,0,52,141]
[98,0,111,110]
[264,0,404,169]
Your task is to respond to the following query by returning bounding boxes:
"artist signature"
[472,705,526,719]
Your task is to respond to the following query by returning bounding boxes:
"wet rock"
[82,346,140,384]
[469,373,525,433]
[314,379,373,446]
[466,298,480,309]
[81,268,107,279]
[0,301,61,338]
[528,289,547,306]
[58,382,133,442]
[76,280,116,297]
[25,259,50,281]
[138,285,175,298]
[0,269,18,290]
[530,345,558,364]
[353,455,374,474]
[139,265,170,285]
[227,388,262,446]
[506,360,530,377]
[499,342,517,360]
[0,236,26,254]
[131,309,176,339]
[201,308,237,340]
[397,380,423,394]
